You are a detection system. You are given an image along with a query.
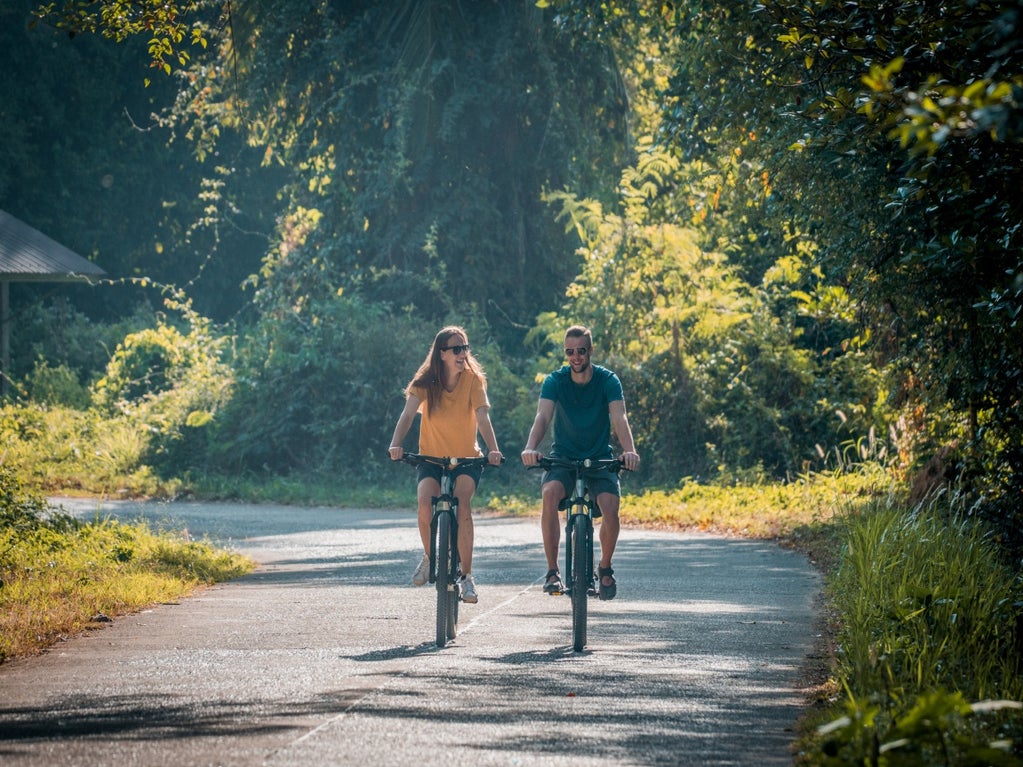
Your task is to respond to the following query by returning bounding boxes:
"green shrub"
[90,305,233,478]
[209,290,521,482]
[22,359,90,408]
[0,403,165,496]
[92,325,184,409]
[8,298,156,392]
[0,465,56,532]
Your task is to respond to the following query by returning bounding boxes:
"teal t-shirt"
[540,364,624,459]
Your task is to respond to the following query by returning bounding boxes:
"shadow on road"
[7,503,816,766]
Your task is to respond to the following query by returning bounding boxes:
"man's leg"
[540,480,565,570]
[595,491,621,586]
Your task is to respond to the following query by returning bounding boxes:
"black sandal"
[543,568,564,595]
[598,566,616,600]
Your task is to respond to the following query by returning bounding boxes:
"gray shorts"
[542,467,620,500]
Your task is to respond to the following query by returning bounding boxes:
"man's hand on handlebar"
[520,448,542,467]
[619,451,640,471]
[388,446,404,461]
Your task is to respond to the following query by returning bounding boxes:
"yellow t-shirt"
[410,370,489,457]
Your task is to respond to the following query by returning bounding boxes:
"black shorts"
[417,461,484,489]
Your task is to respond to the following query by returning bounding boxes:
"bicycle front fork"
[564,510,593,595]
[429,497,459,583]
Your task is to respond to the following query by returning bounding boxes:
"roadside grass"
[0,468,253,662]
[493,464,891,573]
[792,490,1023,765]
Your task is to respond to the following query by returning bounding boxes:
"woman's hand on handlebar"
[388,445,404,461]
[487,449,504,466]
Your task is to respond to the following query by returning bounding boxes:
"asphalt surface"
[0,497,821,766]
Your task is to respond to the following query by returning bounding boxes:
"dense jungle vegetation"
[1,1,1022,761]
[2,0,1018,511]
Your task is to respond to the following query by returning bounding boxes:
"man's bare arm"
[521,398,555,465]
[610,400,640,470]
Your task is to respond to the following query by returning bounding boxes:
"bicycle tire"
[570,514,590,651]
[435,511,454,647]
[447,512,459,642]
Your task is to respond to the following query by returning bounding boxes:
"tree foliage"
[154,0,632,344]
[543,139,880,481]
[31,0,216,82]
[642,0,1023,532]
[3,0,274,335]
[164,0,638,474]
[7,0,1020,521]
[11,0,634,479]
[772,0,1023,532]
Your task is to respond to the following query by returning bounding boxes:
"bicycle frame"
[399,453,492,647]
[532,456,622,652]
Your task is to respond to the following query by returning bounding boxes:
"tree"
[542,135,881,480]
[659,0,1023,536]
[146,1,630,345]
[3,0,275,337]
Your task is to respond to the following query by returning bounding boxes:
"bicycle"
[398,453,496,647]
[529,456,623,652]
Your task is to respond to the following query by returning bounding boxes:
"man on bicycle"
[520,325,640,600]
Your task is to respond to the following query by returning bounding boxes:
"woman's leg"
[417,477,440,554]
[453,474,477,573]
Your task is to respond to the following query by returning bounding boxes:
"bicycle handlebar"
[397,453,504,470]
[528,456,624,474]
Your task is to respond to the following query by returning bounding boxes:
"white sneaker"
[458,574,478,603]
[412,554,430,586]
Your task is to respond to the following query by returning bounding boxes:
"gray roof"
[0,209,106,282]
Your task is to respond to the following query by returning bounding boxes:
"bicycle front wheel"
[446,517,459,642]
[570,514,591,652]
[435,511,455,647]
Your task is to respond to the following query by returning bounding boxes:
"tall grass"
[835,493,1021,701]
[802,489,1023,765]
[0,403,172,497]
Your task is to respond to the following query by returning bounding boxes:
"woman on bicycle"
[388,326,503,604]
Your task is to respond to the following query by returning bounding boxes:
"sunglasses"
[565,347,590,357]
[441,343,471,355]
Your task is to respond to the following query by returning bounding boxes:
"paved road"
[0,498,820,766]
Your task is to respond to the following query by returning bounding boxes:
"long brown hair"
[406,325,486,413]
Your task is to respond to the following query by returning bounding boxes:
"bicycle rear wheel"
[435,511,454,647]
[570,514,591,651]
